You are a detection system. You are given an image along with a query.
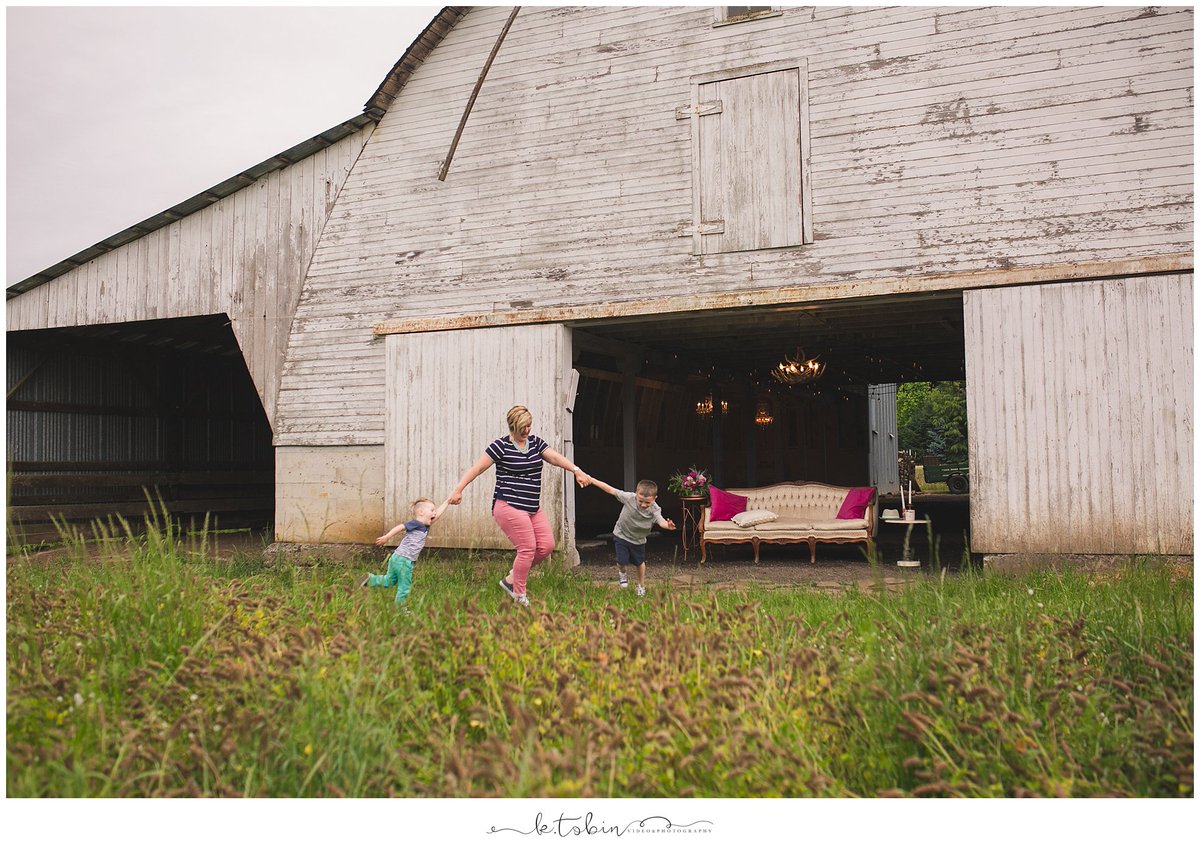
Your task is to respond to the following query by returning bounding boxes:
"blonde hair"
[410,497,435,514]
[506,405,532,435]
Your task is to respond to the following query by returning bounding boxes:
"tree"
[896,381,968,460]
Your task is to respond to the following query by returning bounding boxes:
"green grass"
[6,516,1193,797]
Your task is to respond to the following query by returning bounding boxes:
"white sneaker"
[618,571,629,589]
[515,594,530,608]
[636,585,646,597]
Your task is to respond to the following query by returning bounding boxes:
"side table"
[679,495,708,560]
[884,516,930,568]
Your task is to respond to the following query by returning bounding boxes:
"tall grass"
[6,516,1192,797]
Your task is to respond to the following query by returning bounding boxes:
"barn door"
[688,59,813,255]
[384,324,576,558]
[868,383,899,495]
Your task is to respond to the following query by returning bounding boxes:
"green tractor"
[922,456,970,494]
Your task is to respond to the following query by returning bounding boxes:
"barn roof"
[6,6,468,301]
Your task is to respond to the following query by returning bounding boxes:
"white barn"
[7,6,1193,557]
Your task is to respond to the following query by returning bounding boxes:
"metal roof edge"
[7,113,376,300]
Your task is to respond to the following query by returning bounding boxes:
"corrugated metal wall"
[964,274,1192,554]
[7,322,273,534]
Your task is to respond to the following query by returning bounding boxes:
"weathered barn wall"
[6,128,372,430]
[384,325,574,551]
[274,446,385,543]
[279,5,1192,446]
[964,274,1192,554]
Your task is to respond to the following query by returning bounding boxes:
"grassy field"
[6,518,1193,798]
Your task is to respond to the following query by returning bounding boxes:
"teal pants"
[367,553,414,604]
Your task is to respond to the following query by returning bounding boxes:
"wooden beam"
[373,253,1191,336]
[437,7,521,182]
[6,354,50,400]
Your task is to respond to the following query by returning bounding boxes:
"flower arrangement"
[668,466,710,498]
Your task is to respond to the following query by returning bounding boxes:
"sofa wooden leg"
[752,539,760,564]
[808,539,816,564]
[700,540,706,564]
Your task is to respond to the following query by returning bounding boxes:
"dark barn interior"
[569,290,967,537]
[6,315,274,542]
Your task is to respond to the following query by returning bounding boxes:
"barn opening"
[6,314,274,544]
[568,291,969,547]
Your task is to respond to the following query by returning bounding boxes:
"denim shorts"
[613,536,646,567]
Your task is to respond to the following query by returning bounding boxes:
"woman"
[448,405,590,607]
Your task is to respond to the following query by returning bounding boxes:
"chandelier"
[695,393,729,418]
[754,397,774,426]
[771,349,826,386]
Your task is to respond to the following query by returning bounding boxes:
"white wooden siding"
[277,5,1191,445]
[964,274,1192,554]
[6,128,372,431]
[384,325,575,552]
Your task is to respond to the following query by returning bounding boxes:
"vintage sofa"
[699,482,876,564]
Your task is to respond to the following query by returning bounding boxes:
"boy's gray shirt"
[612,490,665,545]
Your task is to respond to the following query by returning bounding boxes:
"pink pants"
[492,500,555,596]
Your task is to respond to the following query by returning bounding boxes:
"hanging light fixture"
[696,392,729,418]
[754,396,774,426]
[771,349,826,386]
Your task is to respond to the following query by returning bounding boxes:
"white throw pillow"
[732,509,779,528]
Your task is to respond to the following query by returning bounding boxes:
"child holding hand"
[361,496,450,605]
[587,477,676,596]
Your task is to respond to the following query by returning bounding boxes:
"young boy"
[361,496,451,604]
[588,477,676,596]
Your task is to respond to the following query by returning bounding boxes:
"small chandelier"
[695,393,728,418]
[771,349,826,386]
[754,396,774,426]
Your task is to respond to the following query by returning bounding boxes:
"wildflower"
[1027,588,1034,595]
[73,693,84,707]
[190,694,199,702]
[304,743,313,755]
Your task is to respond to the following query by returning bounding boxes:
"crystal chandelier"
[771,349,825,386]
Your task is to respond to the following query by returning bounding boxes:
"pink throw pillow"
[708,487,748,522]
[836,487,877,520]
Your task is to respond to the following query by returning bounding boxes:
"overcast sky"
[6,4,439,286]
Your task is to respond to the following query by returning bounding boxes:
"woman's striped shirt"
[486,434,549,513]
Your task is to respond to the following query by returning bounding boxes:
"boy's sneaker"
[618,571,629,589]
[515,594,530,608]
[358,574,370,589]
[499,578,516,599]
[636,584,646,597]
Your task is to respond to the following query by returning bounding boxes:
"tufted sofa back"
[709,481,874,530]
